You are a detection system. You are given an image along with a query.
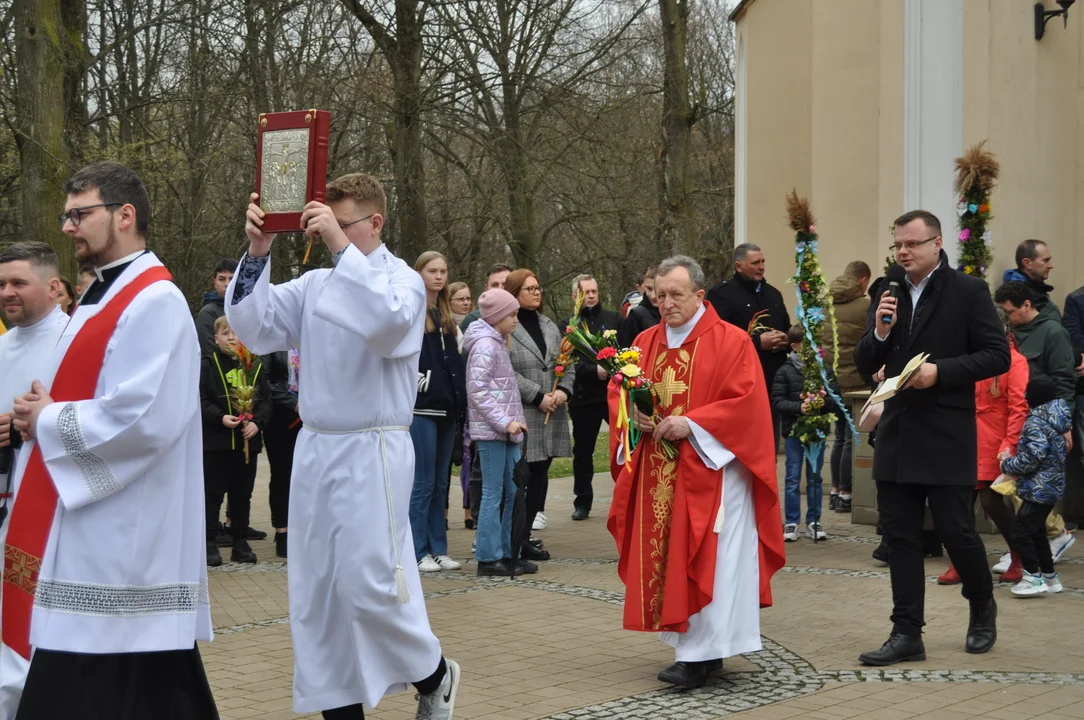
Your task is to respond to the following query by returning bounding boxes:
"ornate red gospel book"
[255,109,331,234]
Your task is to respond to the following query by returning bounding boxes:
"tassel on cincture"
[395,565,411,604]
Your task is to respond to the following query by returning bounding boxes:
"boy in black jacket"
[772,324,840,543]
[201,316,272,565]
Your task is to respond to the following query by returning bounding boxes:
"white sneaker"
[992,552,1012,574]
[1043,573,1064,593]
[418,555,441,572]
[532,512,548,531]
[434,555,461,571]
[783,523,799,542]
[1010,572,1048,597]
[804,523,828,541]
[416,658,460,719]
[1050,530,1075,563]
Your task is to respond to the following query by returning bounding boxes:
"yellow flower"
[618,349,640,364]
[964,265,974,274]
[603,329,618,338]
[620,364,642,378]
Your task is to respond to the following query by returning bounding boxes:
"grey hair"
[733,243,762,263]
[0,241,59,277]
[571,273,594,296]
[656,255,705,291]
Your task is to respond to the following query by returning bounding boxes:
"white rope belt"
[304,424,412,604]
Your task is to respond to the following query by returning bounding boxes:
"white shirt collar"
[665,304,706,349]
[94,250,146,281]
[906,261,941,292]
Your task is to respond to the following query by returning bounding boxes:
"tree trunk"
[654,0,693,256]
[15,0,84,275]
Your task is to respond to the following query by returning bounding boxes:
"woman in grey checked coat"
[504,269,576,546]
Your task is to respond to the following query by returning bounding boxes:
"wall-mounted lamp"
[1036,0,1076,40]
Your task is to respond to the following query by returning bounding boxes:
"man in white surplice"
[610,256,785,690]
[0,243,68,719]
[4,162,216,719]
[226,173,460,719]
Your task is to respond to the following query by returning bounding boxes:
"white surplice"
[0,252,212,717]
[619,304,762,662]
[225,243,442,713]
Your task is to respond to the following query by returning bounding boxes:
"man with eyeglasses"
[3,161,217,717]
[228,173,460,719]
[854,210,1009,667]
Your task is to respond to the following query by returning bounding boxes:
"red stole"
[2,266,172,659]
[607,304,785,632]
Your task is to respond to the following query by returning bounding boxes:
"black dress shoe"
[275,532,287,559]
[966,598,997,654]
[858,633,926,666]
[706,658,723,673]
[571,508,590,521]
[521,543,550,561]
[872,542,890,564]
[528,537,544,550]
[478,560,522,576]
[516,559,539,574]
[657,661,709,689]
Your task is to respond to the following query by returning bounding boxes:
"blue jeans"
[409,415,457,561]
[784,436,824,525]
[474,440,520,563]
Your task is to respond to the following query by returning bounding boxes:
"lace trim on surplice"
[35,578,204,617]
[55,402,121,502]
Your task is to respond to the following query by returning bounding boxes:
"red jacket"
[975,343,1029,482]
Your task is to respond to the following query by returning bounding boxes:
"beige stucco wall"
[736,0,1083,311]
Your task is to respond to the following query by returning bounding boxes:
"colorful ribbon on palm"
[785,190,858,466]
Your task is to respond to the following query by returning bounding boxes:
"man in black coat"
[619,265,661,347]
[855,210,1010,666]
[705,243,791,448]
[564,274,620,520]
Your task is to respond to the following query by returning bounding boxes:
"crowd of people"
[0,157,1082,715]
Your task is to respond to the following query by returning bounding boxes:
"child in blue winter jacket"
[1000,373,1073,597]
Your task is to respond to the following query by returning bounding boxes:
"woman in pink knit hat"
[462,289,529,576]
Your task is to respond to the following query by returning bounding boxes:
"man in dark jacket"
[459,263,513,333]
[195,258,237,356]
[564,274,620,520]
[1002,239,1059,320]
[619,264,660,347]
[995,282,1076,405]
[855,210,1009,666]
[264,349,301,558]
[705,243,791,449]
[1065,284,1084,482]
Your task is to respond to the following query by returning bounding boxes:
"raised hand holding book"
[869,352,930,404]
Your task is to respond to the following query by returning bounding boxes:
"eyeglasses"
[888,236,939,253]
[522,285,542,295]
[58,203,121,228]
[338,213,375,230]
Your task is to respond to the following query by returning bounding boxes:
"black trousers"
[264,415,300,529]
[1012,500,1055,574]
[830,420,853,493]
[877,482,992,637]
[17,645,218,719]
[526,458,552,530]
[321,658,447,719]
[204,450,257,542]
[570,402,607,512]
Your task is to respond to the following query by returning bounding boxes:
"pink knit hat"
[479,288,519,324]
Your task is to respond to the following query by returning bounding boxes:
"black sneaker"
[214,530,233,547]
[478,560,522,577]
[243,527,268,541]
[207,543,222,567]
[521,543,550,562]
[516,559,539,574]
[836,497,852,513]
[829,495,840,511]
[231,539,257,563]
[275,531,287,559]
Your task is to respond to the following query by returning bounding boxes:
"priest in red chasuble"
[607,255,785,690]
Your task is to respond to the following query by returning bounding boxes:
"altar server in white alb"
[0,242,68,718]
[227,173,460,720]
[5,162,217,719]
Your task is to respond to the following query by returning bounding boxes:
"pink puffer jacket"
[463,319,526,442]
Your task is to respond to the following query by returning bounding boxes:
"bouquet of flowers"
[226,342,259,464]
[563,319,678,462]
[545,338,575,425]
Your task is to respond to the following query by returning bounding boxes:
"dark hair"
[0,241,59,276]
[59,277,76,315]
[1026,372,1058,409]
[1015,239,1047,269]
[213,258,237,276]
[78,263,95,279]
[64,161,151,236]
[993,281,1036,309]
[787,324,805,345]
[845,261,872,280]
[893,210,941,237]
[640,265,659,283]
[486,263,514,280]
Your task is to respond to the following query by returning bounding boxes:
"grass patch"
[549,431,610,479]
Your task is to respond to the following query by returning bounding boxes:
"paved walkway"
[204,462,1084,719]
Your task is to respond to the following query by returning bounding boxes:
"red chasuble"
[1,266,171,659]
[606,303,785,633]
